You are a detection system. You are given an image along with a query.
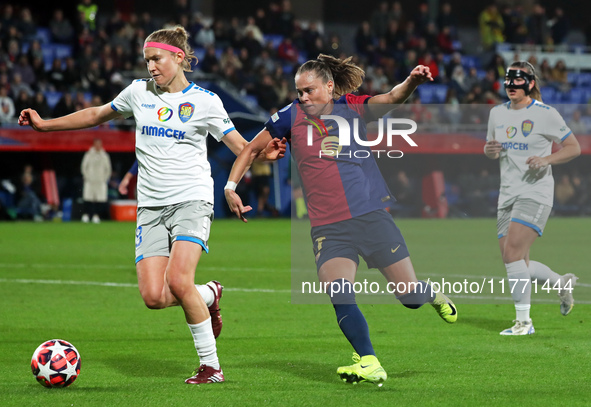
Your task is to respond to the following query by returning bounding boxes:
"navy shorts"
[311,209,410,271]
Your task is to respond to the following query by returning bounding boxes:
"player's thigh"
[503,198,550,261]
[358,210,410,270]
[378,257,417,294]
[167,240,203,284]
[318,257,358,284]
[165,200,212,285]
[503,221,538,261]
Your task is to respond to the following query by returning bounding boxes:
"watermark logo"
[306,115,417,158]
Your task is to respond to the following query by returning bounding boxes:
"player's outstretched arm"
[19,103,121,132]
[222,129,286,162]
[369,65,433,105]
[225,129,278,222]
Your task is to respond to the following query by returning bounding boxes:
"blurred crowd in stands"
[1,0,591,219]
[0,1,590,123]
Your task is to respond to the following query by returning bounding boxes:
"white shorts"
[497,198,552,238]
[134,200,213,263]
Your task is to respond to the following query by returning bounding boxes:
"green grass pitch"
[0,218,589,406]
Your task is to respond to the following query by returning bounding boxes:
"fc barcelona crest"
[521,120,533,137]
[179,102,195,123]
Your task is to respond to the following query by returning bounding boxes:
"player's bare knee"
[501,242,526,264]
[141,293,167,309]
[166,277,191,301]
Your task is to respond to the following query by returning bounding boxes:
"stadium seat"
[193,47,206,61]
[36,27,51,44]
[461,55,481,69]
[53,44,73,60]
[568,88,587,104]
[540,87,557,104]
[44,91,63,109]
[263,34,284,49]
[418,84,449,103]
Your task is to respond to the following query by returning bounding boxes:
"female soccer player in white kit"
[484,61,580,335]
[19,26,284,382]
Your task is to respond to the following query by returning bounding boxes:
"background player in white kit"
[18,26,285,383]
[484,61,580,335]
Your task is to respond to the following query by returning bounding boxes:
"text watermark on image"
[301,278,574,296]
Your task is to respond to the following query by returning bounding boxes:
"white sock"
[505,260,531,322]
[515,304,531,322]
[195,284,214,307]
[528,260,562,286]
[187,318,219,369]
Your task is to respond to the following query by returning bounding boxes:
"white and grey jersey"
[486,100,572,208]
[111,79,235,207]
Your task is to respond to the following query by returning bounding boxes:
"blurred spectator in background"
[550,59,570,92]
[370,1,390,38]
[30,91,51,119]
[538,59,553,86]
[251,160,278,217]
[355,21,374,59]
[77,0,98,31]
[479,4,504,50]
[554,173,576,214]
[48,58,66,92]
[50,9,74,44]
[527,3,549,45]
[390,170,420,217]
[12,55,35,88]
[195,23,215,47]
[16,165,42,221]
[487,53,506,81]
[13,89,31,119]
[549,7,569,45]
[389,1,405,23]
[53,92,76,117]
[437,26,454,54]
[568,110,587,135]
[0,87,15,124]
[11,72,34,99]
[442,87,461,129]
[450,65,469,101]
[437,3,458,38]
[81,138,111,223]
[277,37,298,63]
[255,74,279,112]
[17,8,37,43]
[199,45,220,74]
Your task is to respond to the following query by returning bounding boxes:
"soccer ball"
[31,339,81,388]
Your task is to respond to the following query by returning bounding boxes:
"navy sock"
[396,280,436,309]
[328,279,375,357]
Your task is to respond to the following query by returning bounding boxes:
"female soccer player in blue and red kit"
[224,54,457,385]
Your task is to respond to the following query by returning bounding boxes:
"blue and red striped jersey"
[266,94,394,226]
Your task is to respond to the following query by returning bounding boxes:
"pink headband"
[144,42,185,58]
